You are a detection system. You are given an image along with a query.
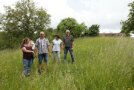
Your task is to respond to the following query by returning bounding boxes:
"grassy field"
[0,37,134,90]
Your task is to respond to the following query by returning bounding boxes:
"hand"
[31,51,34,54]
[71,46,74,49]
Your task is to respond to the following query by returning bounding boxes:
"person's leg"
[42,53,48,71]
[44,53,48,65]
[38,54,43,74]
[53,51,57,63]
[23,59,29,76]
[27,59,33,76]
[57,51,60,63]
[69,48,74,63]
[38,54,43,64]
[64,47,69,63]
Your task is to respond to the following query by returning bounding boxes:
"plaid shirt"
[35,38,50,54]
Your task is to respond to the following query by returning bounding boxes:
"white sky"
[0,0,132,33]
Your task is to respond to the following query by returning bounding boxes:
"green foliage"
[0,13,2,31]
[0,37,134,89]
[75,23,88,37]
[57,17,87,38]
[121,1,134,36]
[0,32,8,50]
[45,28,55,41]
[0,32,21,50]
[88,24,100,36]
[1,0,50,48]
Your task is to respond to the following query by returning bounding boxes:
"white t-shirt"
[31,41,35,50]
[52,39,62,51]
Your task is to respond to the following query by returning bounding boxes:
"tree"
[57,17,86,38]
[75,23,88,37]
[0,13,2,31]
[45,27,55,41]
[88,24,99,36]
[121,1,134,36]
[1,0,50,48]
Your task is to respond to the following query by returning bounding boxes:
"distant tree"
[57,17,86,37]
[45,27,55,41]
[75,23,88,37]
[121,1,134,36]
[88,24,100,36]
[0,13,2,30]
[1,0,50,48]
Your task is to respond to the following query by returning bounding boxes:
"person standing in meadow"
[52,34,63,63]
[63,30,75,63]
[21,37,34,77]
[29,38,36,63]
[35,31,51,74]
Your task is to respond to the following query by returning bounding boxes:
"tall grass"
[0,37,134,90]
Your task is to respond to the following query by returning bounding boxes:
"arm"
[71,42,74,48]
[47,39,51,56]
[34,47,38,57]
[71,35,74,48]
[60,40,64,50]
[48,45,51,53]
[22,47,34,53]
[52,40,54,52]
[34,39,39,57]
[62,37,65,49]
[48,45,52,57]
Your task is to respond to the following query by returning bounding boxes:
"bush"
[0,32,21,50]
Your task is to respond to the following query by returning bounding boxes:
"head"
[66,30,70,36]
[55,34,60,40]
[21,37,30,46]
[40,31,45,39]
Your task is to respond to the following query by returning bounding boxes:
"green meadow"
[0,37,134,90]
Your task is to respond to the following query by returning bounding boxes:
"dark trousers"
[64,47,74,63]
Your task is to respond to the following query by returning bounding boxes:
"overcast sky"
[0,0,132,33]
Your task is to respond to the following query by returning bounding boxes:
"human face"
[55,36,59,40]
[40,32,45,38]
[25,39,30,44]
[66,32,70,36]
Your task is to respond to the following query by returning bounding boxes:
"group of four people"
[21,30,74,76]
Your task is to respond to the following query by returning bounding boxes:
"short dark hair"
[55,34,60,39]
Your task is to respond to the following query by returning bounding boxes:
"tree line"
[121,1,134,36]
[1,0,134,50]
[0,0,99,50]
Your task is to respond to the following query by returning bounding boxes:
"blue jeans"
[38,53,48,64]
[53,51,60,62]
[23,59,32,76]
[64,47,74,63]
